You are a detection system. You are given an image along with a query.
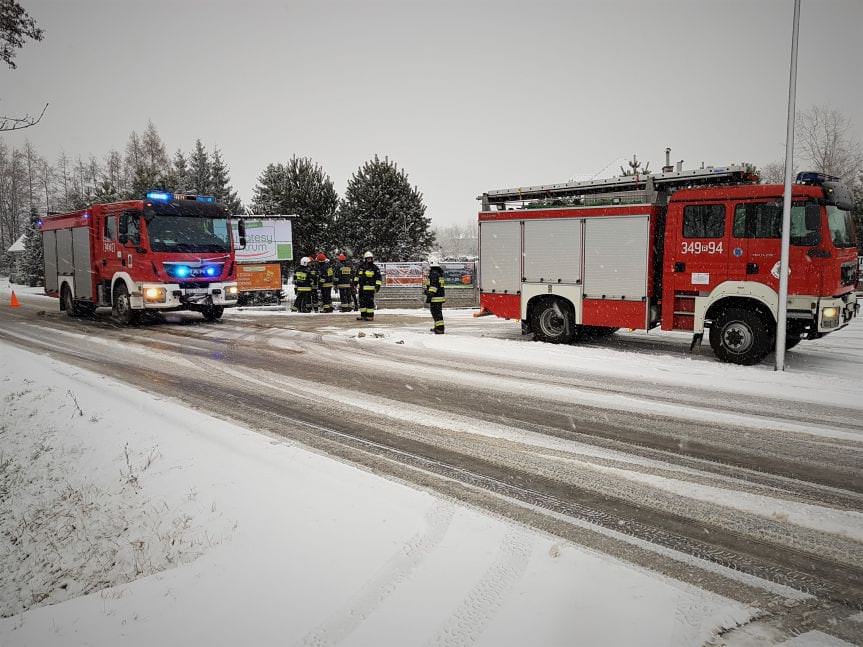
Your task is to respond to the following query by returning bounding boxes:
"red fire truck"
[41,191,245,324]
[477,164,859,364]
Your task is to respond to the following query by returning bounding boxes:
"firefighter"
[334,253,355,312]
[424,255,446,334]
[292,257,314,313]
[308,253,320,312]
[355,251,382,321]
[316,252,335,313]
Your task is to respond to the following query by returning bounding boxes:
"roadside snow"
[0,342,755,646]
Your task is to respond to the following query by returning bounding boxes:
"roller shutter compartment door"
[523,219,582,284]
[583,216,649,300]
[479,220,522,293]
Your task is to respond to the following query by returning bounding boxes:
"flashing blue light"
[196,195,215,204]
[796,172,839,186]
[83,212,91,219]
[173,265,191,278]
[146,191,174,202]
[36,219,43,228]
[204,266,218,277]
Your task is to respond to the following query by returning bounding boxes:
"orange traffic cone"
[9,291,21,308]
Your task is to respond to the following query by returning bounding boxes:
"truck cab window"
[119,211,141,246]
[104,215,117,240]
[683,204,725,238]
[733,201,820,246]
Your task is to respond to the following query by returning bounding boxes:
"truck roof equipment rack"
[479,164,758,210]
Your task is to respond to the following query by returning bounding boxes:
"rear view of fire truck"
[478,158,858,364]
[41,191,244,324]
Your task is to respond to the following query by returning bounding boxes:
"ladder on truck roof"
[479,164,758,210]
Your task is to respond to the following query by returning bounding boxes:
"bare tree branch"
[0,102,48,132]
[796,105,863,182]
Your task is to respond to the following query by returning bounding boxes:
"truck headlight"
[226,285,239,299]
[821,306,840,328]
[144,287,167,303]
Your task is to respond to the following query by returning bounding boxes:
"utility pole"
[775,0,801,372]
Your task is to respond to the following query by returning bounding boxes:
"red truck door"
[665,202,731,329]
[729,199,822,295]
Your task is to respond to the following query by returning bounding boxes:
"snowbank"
[0,342,754,646]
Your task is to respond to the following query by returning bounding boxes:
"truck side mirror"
[237,219,247,250]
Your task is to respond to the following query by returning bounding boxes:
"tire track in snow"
[424,529,533,647]
[297,502,455,647]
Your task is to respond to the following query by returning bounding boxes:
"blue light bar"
[196,195,215,204]
[204,266,218,277]
[173,265,190,278]
[795,172,839,186]
[146,191,174,202]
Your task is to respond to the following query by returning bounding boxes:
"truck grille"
[841,261,858,287]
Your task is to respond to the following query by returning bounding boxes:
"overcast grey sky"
[2,0,861,225]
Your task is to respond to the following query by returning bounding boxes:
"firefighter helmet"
[427,253,442,267]
[300,256,310,267]
[316,252,327,262]
[364,251,374,260]
[338,253,347,262]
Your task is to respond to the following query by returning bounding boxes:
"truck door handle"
[673,262,685,273]
[746,263,759,275]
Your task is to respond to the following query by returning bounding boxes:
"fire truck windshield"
[826,206,856,248]
[147,215,231,253]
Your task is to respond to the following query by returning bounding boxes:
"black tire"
[112,283,140,325]
[531,298,576,344]
[709,307,772,365]
[201,305,224,322]
[61,285,77,317]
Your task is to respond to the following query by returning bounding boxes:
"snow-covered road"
[2,280,862,645]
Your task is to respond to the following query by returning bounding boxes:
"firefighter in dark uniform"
[316,252,334,313]
[355,251,382,321]
[335,253,355,312]
[308,253,320,312]
[425,255,446,334]
[292,257,314,313]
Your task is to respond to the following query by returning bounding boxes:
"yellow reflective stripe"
[362,285,376,291]
[428,287,437,293]
[434,320,445,327]
[364,270,374,277]
[375,280,382,285]
[297,287,312,292]
[431,297,446,303]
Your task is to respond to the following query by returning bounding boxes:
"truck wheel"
[201,305,224,322]
[61,285,78,317]
[112,284,140,325]
[531,299,576,344]
[709,308,771,365]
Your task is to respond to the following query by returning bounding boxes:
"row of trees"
[250,155,434,262]
[0,122,243,274]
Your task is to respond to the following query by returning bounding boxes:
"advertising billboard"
[232,217,294,263]
[236,263,282,292]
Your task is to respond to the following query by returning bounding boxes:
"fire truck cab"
[41,191,243,324]
[478,166,858,365]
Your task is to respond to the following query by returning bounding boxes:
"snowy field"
[0,342,757,646]
[2,279,863,645]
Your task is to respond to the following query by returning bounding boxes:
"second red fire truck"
[41,191,245,323]
[477,162,858,364]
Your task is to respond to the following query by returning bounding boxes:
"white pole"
[775,0,801,372]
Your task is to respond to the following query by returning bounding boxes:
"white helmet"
[363,251,374,260]
[300,256,310,267]
[427,253,442,267]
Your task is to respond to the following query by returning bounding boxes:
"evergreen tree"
[19,207,43,286]
[188,139,211,195]
[92,179,120,204]
[337,155,433,261]
[171,149,189,191]
[210,148,242,213]
[251,156,339,255]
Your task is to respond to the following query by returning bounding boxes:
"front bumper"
[130,282,239,310]
[817,293,858,332]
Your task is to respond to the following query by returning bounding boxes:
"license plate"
[185,288,209,295]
